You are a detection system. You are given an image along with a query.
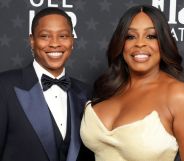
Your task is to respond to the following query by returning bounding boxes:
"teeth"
[47,52,63,57]
[134,54,148,58]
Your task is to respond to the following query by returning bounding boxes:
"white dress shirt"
[33,60,68,139]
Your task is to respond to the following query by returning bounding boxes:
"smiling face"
[123,12,160,75]
[30,14,74,77]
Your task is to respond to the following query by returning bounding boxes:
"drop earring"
[31,48,35,58]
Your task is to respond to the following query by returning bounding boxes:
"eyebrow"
[128,27,155,31]
[38,29,71,33]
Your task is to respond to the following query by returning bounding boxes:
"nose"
[135,37,146,48]
[49,37,61,48]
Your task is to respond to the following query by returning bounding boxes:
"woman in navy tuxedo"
[0,7,94,161]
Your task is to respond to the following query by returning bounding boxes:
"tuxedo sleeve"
[0,81,8,159]
[77,143,95,161]
[174,152,181,161]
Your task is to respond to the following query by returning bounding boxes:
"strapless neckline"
[81,103,178,161]
[87,104,175,139]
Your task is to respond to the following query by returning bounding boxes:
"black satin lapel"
[66,89,82,161]
[14,83,58,161]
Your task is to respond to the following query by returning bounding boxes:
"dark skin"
[93,12,184,160]
[30,14,74,77]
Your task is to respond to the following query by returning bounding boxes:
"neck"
[48,68,64,78]
[129,69,162,88]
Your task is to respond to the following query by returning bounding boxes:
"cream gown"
[80,103,178,161]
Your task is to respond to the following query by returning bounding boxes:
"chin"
[48,62,64,68]
[50,66,63,71]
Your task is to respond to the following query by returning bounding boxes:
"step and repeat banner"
[0,0,183,85]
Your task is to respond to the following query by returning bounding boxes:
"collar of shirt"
[33,60,65,90]
[33,60,68,139]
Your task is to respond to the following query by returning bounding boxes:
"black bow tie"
[41,74,71,91]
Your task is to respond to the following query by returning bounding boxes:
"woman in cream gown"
[80,5,184,161]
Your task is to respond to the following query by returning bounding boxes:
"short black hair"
[31,7,73,35]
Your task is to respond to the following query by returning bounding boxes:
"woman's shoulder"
[92,99,114,109]
[166,77,184,94]
[91,98,120,117]
[161,72,184,92]
[165,77,184,112]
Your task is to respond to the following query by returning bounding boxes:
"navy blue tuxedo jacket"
[0,63,93,161]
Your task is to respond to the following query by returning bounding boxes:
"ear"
[71,34,74,47]
[29,34,34,49]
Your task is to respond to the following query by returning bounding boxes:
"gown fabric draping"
[80,103,178,161]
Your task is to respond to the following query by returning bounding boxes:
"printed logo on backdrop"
[0,0,183,82]
[29,0,77,38]
[29,0,184,41]
[152,0,184,42]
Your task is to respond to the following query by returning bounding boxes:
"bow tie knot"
[41,74,71,91]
